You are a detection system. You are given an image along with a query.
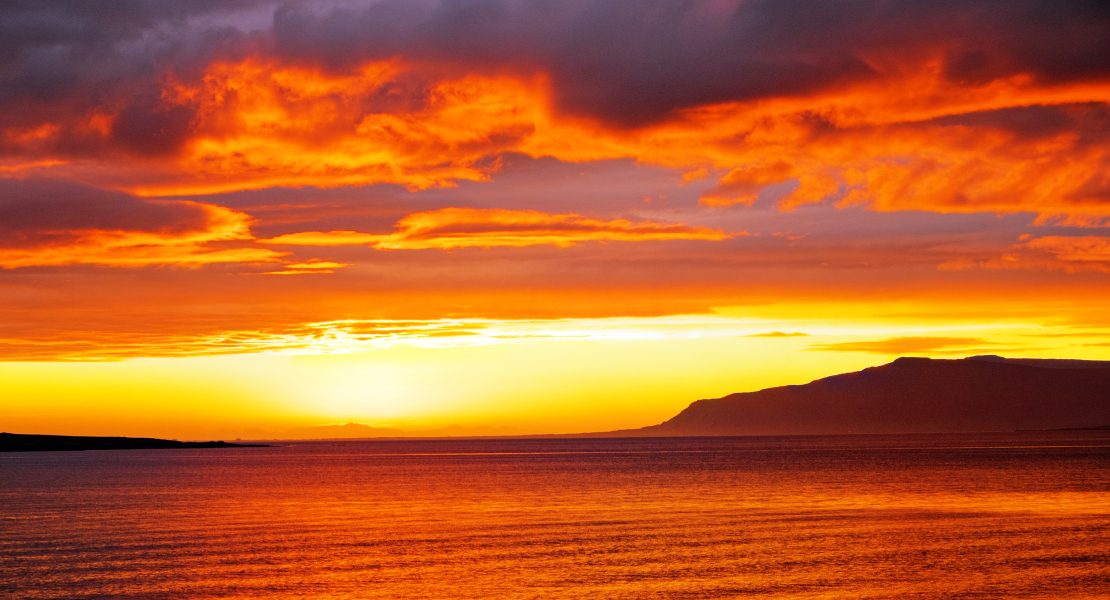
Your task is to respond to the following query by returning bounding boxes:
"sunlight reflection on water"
[2,432,1109,599]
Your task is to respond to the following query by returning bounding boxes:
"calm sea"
[2,432,1109,599]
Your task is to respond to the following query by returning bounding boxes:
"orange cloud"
[259,231,382,246]
[142,60,545,195]
[0,242,282,270]
[1023,236,1110,263]
[808,336,999,354]
[0,318,566,361]
[262,207,734,250]
[1,49,1104,226]
[149,57,1110,226]
[686,86,1110,219]
[0,179,284,269]
[940,235,1110,273]
[700,161,796,207]
[284,261,349,270]
[744,331,809,337]
[261,261,351,276]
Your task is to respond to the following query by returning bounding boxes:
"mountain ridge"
[597,355,1110,437]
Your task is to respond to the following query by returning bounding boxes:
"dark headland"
[0,433,269,452]
[593,355,1110,437]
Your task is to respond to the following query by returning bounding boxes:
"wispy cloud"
[260,261,351,275]
[258,231,382,246]
[262,207,735,250]
[807,336,1000,354]
[0,315,812,361]
[940,235,1110,273]
[0,179,284,269]
[2,1,1106,222]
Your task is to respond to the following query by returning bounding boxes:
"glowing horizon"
[2,0,1108,440]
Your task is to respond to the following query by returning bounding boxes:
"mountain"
[281,423,408,439]
[610,356,1110,436]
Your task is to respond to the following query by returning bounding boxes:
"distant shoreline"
[0,433,270,453]
[5,428,1109,451]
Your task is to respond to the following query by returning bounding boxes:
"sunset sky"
[2,0,1108,439]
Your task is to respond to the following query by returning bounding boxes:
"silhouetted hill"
[610,356,1110,436]
[0,433,269,452]
[964,355,1110,369]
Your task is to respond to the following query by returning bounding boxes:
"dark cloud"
[1,0,1107,162]
[272,0,877,125]
[0,178,280,269]
[0,175,286,269]
[926,103,1110,145]
[0,178,214,243]
[271,0,1110,126]
[0,0,264,157]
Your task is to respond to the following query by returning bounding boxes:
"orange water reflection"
[2,432,1108,598]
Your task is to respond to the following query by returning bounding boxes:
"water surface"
[3,432,1109,598]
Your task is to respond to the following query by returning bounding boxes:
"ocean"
[2,432,1109,599]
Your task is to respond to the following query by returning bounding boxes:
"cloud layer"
[808,336,1000,355]
[0,178,283,268]
[263,207,733,249]
[940,234,1110,273]
[2,0,1107,221]
[3,0,1110,364]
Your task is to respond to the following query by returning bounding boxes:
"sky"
[2,0,1109,440]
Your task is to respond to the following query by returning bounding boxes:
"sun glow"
[2,0,1108,442]
[3,298,1107,439]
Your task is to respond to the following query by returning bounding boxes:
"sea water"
[2,432,1109,599]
